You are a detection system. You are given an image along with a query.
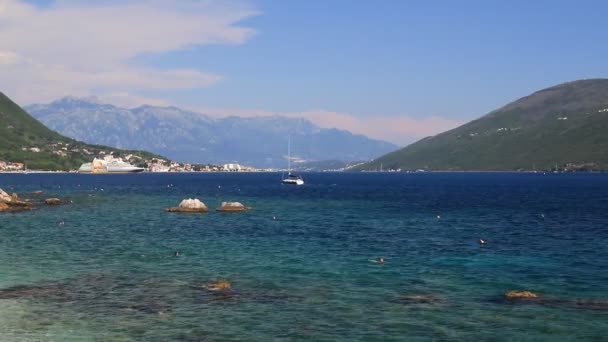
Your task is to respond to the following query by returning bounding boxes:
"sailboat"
[282,136,304,185]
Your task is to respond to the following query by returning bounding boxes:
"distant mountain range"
[291,159,366,172]
[0,92,160,171]
[358,79,608,171]
[26,98,398,168]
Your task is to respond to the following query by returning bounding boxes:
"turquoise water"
[0,172,607,341]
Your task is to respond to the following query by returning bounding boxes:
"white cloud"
[195,106,463,146]
[0,50,19,65]
[0,0,462,145]
[298,110,462,146]
[0,0,257,104]
[97,92,170,108]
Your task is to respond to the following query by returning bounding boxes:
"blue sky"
[2,0,608,144]
[137,0,608,117]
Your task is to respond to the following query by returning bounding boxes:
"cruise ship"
[78,156,144,173]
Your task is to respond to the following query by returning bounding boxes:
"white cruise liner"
[78,156,144,173]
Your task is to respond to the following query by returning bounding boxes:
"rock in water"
[45,198,62,205]
[205,280,231,291]
[216,201,249,212]
[0,189,32,212]
[179,198,207,210]
[0,188,12,203]
[165,198,208,213]
[504,290,539,300]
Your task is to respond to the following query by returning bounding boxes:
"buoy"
[479,239,486,245]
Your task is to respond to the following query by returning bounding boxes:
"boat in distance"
[281,135,304,185]
[78,156,144,173]
[282,173,304,185]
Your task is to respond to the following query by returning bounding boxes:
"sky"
[1,0,607,145]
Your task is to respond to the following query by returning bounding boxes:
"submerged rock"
[0,274,181,316]
[165,198,208,213]
[571,299,608,311]
[398,294,444,305]
[496,290,607,311]
[44,198,62,205]
[504,290,539,300]
[125,301,173,315]
[216,201,250,212]
[205,280,231,291]
[0,283,63,299]
[197,280,241,303]
[0,204,32,213]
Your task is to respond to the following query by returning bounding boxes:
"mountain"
[0,92,161,170]
[290,159,366,172]
[358,79,608,171]
[25,98,398,168]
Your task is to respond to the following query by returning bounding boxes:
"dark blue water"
[0,172,607,340]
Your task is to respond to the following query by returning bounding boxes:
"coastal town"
[0,157,258,173]
[0,142,258,173]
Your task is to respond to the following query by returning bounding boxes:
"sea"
[0,172,607,341]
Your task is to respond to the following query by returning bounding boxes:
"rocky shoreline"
[0,188,69,213]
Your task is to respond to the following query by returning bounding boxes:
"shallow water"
[0,172,607,340]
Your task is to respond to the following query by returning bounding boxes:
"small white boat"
[282,173,304,185]
[282,136,304,185]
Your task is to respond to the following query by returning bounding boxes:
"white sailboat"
[282,136,304,185]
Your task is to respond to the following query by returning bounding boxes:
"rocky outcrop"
[0,188,11,203]
[165,198,208,213]
[45,198,62,205]
[216,201,250,212]
[0,188,32,213]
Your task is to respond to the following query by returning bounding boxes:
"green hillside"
[0,92,161,170]
[359,79,608,171]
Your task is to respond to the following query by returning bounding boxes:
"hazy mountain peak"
[25,98,398,167]
[53,96,103,105]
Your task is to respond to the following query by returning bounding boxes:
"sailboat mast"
[287,136,291,173]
